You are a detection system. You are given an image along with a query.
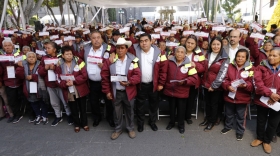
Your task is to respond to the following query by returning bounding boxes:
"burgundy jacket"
[222,62,254,104]
[253,60,280,108]
[163,57,198,98]
[54,57,89,102]
[101,53,141,101]
[201,49,230,90]
[249,42,267,67]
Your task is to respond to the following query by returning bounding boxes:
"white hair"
[22,46,30,50]
[26,51,37,59]
[2,39,14,46]
[175,46,187,54]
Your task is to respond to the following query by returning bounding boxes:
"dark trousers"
[204,88,223,123]
[256,105,280,144]
[113,90,134,132]
[135,83,158,126]
[224,102,247,134]
[30,100,48,118]
[68,96,88,127]
[89,80,114,121]
[185,86,197,119]
[168,96,187,129]
[23,98,35,119]
[5,86,25,117]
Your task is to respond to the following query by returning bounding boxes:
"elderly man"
[101,38,141,140]
[132,33,168,132]
[79,31,115,127]
[0,39,25,123]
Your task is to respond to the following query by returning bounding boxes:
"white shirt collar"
[141,47,154,55]
[91,45,103,52]
[229,44,239,50]
[117,54,127,62]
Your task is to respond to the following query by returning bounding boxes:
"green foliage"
[42,0,60,7]
[222,0,242,23]
[108,8,116,22]
[210,0,215,21]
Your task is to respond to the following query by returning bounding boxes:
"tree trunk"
[8,0,20,28]
[59,0,65,25]
[69,0,78,25]
[46,4,59,25]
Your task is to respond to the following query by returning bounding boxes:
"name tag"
[87,56,102,64]
[88,66,96,74]
[48,70,56,81]
[44,58,59,65]
[7,66,15,78]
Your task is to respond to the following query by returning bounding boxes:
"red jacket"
[249,42,267,67]
[54,57,89,102]
[222,63,254,104]
[163,57,198,98]
[131,44,168,92]
[189,48,206,88]
[101,53,141,101]
[253,60,280,108]
[38,54,60,88]
[201,50,230,90]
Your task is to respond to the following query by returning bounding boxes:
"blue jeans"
[30,100,48,118]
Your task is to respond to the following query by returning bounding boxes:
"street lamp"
[118,9,124,24]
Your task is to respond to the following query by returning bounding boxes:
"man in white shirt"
[133,33,168,132]
[82,31,115,128]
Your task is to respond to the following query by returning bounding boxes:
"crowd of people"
[1,18,280,154]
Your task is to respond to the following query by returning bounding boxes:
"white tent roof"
[75,0,195,8]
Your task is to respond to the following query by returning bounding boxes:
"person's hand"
[162,36,166,40]
[66,80,73,86]
[268,98,276,105]
[254,38,258,44]
[97,63,103,69]
[68,40,73,46]
[208,87,214,92]
[253,28,257,33]
[106,93,113,100]
[49,64,55,70]
[45,64,50,70]
[157,85,163,91]
[109,53,116,63]
[238,83,247,88]
[270,93,280,102]
[80,44,84,50]
[17,61,23,67]
[120,81,129,87]
[228,86,236,92]
[177,80,185,85]
[191,62,196,67]
[26,75,32,80]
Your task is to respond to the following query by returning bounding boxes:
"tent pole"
[218,0,225,25]
[0,0,8,29]
[259,0,262,24]
[18,0,26,30]
[200,0,206,18]
[90,7,102,23]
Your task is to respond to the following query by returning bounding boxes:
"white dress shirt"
[229,44,239,62]
[187,53,193,61]
[115,55,127,90]
[87,46,103,81]
[141,47,154,83]
[208,52,218,67]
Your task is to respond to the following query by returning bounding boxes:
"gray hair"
[272,47,280,55]
[2,39,14,46]
[175,46,187,54]
[26,51,37,60]
[22,46,30,50]
[264,39,274,45]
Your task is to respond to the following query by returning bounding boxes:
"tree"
[221,0,242,23]
[107,8,116,22]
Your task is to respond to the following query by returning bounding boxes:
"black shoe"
[42,117,48,125]
[221,128,231,134]
[137,125,144,132]
[236,133,243,141]
[199,119,208,126]
[150,124,158,131]
[34,116,41,125]
[108,120,115,127]
[92,119,100,127]
[179,128,185,134]
[0,116,6,121]
[204,123,214,132]
[51,117,63,126]
[166,124,174,130]
[13,116,23,124]
[272,135,277,143]
[67,115,74,125]
[7,116,15,123]
[186,119,193,125]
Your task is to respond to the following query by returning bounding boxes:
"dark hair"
[186,34,198,50]
[235,48,249,61]
[209,37,223,54]
[222,37,229,42]
[45,41,58,52]
[61,46,73,54]
[271,24,277,29]
[272,35,280,42]
[139,33,151,41]
[91,30,102,36]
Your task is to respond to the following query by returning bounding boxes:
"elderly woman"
[16,52,49,125]
[221,49,254,141]
[200,37,230,131]
[250,39,273,67]
[250,48,280,154]
[55,46,90,133]
[164,46,198,134]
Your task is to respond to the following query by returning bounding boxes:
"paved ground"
[0,109,280,156]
